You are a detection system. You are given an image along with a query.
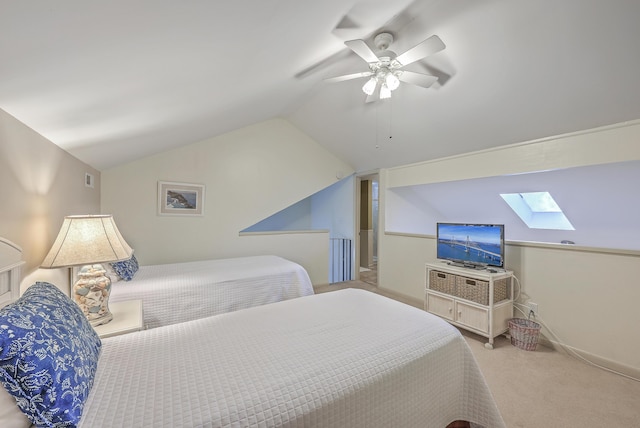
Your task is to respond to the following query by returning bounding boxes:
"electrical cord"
[510,274,640,383]
[512,273,522,302]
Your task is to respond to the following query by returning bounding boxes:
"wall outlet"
[528,302,538,316]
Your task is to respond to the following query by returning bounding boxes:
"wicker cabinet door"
[426,293,455,321]
[455,301,489,333]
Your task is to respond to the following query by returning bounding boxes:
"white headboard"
[0,237,25,308]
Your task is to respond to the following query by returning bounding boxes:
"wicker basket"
[455,276,509,305]
[429,270,456,295]
[508,318,541,351]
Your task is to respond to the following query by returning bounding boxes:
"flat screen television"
[436,223,505,269]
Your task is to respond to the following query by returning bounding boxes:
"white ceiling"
[2,0,640,172]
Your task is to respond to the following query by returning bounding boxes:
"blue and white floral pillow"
[110,253,139,281]
[0,282,102,427]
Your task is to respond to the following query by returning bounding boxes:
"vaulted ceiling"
[2,0,640,172]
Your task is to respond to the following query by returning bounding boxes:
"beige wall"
[0,109,101,293]
[101,118,353,284]
[379,120,640,377]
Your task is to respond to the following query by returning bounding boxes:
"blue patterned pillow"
[0,282,102,427]
[110,253,139,281]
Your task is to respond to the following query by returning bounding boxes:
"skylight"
[500,192,575,230]
[519,192,562,213]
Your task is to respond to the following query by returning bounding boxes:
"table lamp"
[41,215,133,326]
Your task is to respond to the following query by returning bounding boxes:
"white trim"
[239,229,329,236]
[387,119,640,188]
[383,231,640,258]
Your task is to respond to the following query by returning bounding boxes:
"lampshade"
[379,84,392,99]
[385,72,400,91]
[362,77,377,96]
[41,215,132,268]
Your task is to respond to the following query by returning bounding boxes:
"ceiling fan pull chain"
[388,100,393,141]
[375,102,380,149]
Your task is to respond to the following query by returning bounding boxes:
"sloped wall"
[101,118,354,284]
[0,108,101,294]
[386,160,640,250]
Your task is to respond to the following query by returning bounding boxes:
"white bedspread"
[109,255,314,329]
[80,289,505,428]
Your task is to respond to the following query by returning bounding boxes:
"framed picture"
[158,181,205,216]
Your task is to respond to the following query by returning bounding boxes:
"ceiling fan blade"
[324,71,373,83]
[395,35,445,67]
[398,71,438,88]
[345,39,380,63]
[295,49,353,79]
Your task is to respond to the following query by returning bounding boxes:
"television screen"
[436,223,505,268]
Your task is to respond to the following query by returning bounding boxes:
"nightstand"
[93,299,144,338]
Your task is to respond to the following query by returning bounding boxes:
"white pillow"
[0,384,31,428]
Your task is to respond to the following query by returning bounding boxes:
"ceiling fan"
[325,32,445,102]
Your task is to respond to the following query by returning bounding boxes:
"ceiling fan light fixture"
[380,83,392,99]
[362,77,377,95]
[327,32,445,103]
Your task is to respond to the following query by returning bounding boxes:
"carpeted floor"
[314,280,640,428]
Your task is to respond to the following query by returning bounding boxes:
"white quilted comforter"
[80,289,505,428]
[109,255,314,329]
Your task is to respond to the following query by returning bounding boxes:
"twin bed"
[107,254,315,329]
[0,238,506,427]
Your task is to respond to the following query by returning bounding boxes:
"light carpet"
[315,281,640,428]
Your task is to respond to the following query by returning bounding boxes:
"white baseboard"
[540,336,640,380]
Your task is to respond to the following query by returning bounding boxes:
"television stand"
[425,262,514,349]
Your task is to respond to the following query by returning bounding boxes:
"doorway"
[358,173,378,286]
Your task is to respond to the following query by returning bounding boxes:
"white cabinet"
[425,262,513,349]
